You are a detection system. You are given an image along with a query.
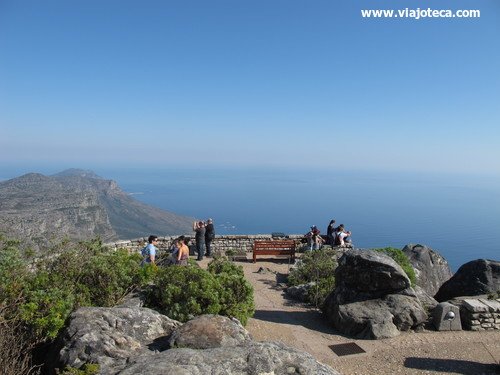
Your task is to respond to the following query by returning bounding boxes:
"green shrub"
[60,364,100,375]
[288,248,337,307]
[207,256,244,277]
[374,247,417,287]
[148,266,222,322]
[216,273,254,325]
[1,236,148,341]
[148,259,255,325]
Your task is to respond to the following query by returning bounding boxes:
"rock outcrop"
[168,314,252,349]
[55,307,181,370]
[435,259,500,302]
[323,249,427,339]
[402,244,452,296]
[53,308,339,375]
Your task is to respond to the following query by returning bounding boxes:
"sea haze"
[98,167,499,272]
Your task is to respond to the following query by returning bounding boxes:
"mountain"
[0,169,193,247]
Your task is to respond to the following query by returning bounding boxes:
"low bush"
[374,247,417,287]
[148,258,254,325]
[287,248,337,307]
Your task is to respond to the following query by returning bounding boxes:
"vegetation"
[373,247,417,287]
[60,364,100,375]
[1,235,256,373]
[287,248,337,307]
[147,256,254,325]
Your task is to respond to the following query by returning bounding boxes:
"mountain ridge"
[0,169,194,248]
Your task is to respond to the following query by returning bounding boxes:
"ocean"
[98,167,499,272]
[1,166,498,272]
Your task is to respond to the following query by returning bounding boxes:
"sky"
[1,0,499,176]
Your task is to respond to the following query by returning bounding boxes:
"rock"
[334,248,411,304]
[114,341,340,375]
[53,309,339,375]
[402,244,453,296]
[413,285,439,311]
[434,259,500,302]
[168,314,252,349]
[56,307,181,370]
[323,249,427,339]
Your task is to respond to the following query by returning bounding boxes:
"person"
[176,237,190,266]
[335,224,352,247]
[204,218,215,257]
[311,226,323,250]
[141,235,158,266]
[305,225,321,251]
[326,219,336,246]
[193,221,206,261]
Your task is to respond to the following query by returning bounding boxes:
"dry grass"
[0,321,41,375]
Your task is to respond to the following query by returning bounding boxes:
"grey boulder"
[56,307,181,370]
[323,249,427,339]
[168,314,252,349]
[402,244,452,296]
[116,341,339,375]
[435,259,500,302]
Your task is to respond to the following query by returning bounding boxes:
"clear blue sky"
[1,0,499,175]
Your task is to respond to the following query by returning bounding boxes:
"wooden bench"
[252,240,296,263]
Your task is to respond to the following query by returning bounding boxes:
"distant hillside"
[0,169,194,247]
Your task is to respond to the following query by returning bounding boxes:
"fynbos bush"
[288,248,337,307]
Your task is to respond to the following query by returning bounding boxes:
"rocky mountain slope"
[0,169,193,247]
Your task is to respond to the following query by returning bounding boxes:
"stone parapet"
[450,297,500,331]
[105,234,305,256]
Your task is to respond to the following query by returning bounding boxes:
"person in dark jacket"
[204,218,215,257]
[193,221,206,261]
[326,219,336,246]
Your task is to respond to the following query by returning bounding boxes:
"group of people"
[140,218,216,266]
[305,220,352,250]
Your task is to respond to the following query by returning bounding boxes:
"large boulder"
[402,244,452,296]
[333,248,411,304]
[168,314,252,349]
[435,259,500,302]
[323,249,427,339]
[115,342,339,375]
[55,307,181,370]
[53,309,340,375]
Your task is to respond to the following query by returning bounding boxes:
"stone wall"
[106,234,305,256]
[451,298,500,331]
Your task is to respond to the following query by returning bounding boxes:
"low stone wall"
[451,298,500,331]
[106,234,305,255]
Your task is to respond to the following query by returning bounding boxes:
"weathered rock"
[413,285,439,312]
[56,307,181,370]
[334,249,411,304]
[434,259,500,302]
[402,244,453,296]
[114,341,340,375]
[325,294,427,339]
[168,314,252,349]
[323,249,427,339]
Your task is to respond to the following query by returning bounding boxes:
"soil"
[200,256,500,375]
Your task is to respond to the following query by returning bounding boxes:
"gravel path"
[230,258,500,375]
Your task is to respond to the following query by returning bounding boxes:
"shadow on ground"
[253,309,339,335]
[404,357,500,374]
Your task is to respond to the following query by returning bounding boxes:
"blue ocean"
[96,167,499,272]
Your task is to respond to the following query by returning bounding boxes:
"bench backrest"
[253,240,296,251]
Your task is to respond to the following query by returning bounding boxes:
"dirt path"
[219,257,500,375]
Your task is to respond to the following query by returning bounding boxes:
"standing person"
[311,226,322,250]
[326,219,336,246]
[193,221,206,261]
[141,235,158,266]
[176,237,190,266]
[204,218,215,257]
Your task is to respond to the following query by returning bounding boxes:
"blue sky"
[1,0,499,175]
